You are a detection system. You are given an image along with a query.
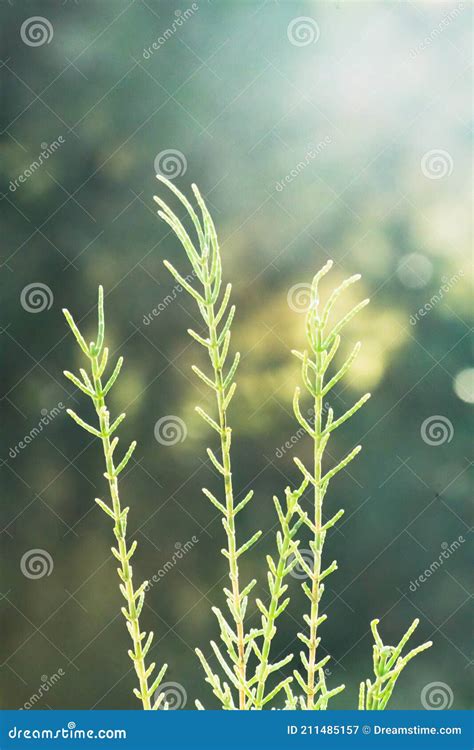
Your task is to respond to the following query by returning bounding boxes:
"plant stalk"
[307,326,324,708]
[254,507,293,708]
[204,272,246,710]
[91,355,152,710]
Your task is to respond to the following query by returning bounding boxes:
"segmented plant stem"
[154,184,433,711]
[360,619,432,710]
[90,356,152,710]
[203,268,247,709]
[156,177,261,709]
[307,328,324,708]
[254,507,292,707]
[63,290,166,710]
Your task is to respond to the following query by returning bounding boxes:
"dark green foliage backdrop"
[1,0,472,710]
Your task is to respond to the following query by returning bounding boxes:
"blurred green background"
[1,0,472,711]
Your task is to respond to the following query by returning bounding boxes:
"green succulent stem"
[63,288,166,710]
[255,526,292,707]
[202,258,247,709]
[307,326,325,708]
[360,618,432,710]
[90,358,153,710]
[253,484,306,709]
[156,176,259,709]
[292,260,369,709]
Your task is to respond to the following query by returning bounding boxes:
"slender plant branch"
[63,287,167,710]
[359,618,432,709]
[155,177,260,709]
[251,481,307,708]
[291,261,370,709]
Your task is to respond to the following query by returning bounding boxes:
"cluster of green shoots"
[62,178,432,710]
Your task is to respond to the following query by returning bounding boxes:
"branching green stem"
[359,618,432,709]
[63,288,167,709]
[153,182,433,711]
[252,482,307,708]
[292,260,370,709]
[156,177,260,709]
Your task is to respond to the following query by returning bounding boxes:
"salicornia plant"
[289,259,370,709]
[60,179,432,710]
[63,289,167,709]
[153,177,432,710]
[359,618,432,710]
[154,177,261,709]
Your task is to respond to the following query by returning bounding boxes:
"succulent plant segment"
[63,289,167,710]
[61,181,432,709]
[153,179,432,709]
